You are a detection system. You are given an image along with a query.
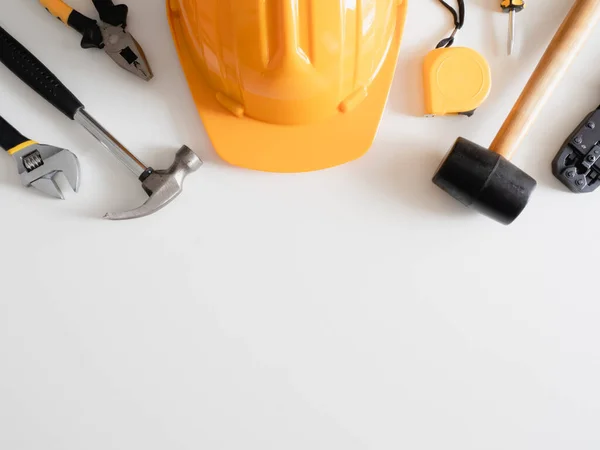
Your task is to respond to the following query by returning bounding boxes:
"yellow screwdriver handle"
[39,0,74,25]
[501,0,525,10]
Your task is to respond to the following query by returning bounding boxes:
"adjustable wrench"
[0,115,80,198]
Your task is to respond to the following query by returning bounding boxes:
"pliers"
[0,116,80,199]
[39,0,153,81]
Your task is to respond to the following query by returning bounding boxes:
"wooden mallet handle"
[491,0,600,160]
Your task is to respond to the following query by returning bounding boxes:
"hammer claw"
[104,146,202,221]
[104,189,181,220]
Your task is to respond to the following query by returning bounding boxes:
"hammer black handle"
[0,25,84,119]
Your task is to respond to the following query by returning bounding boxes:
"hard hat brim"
[167,1,408,173]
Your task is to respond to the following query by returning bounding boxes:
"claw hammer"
[0,25,201,220]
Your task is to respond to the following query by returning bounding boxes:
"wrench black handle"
[0,115,29,152]
[0,25,84,119]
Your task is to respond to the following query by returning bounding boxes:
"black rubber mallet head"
[432,0,600,225]
[433,138,536,225]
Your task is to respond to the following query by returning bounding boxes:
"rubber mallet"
[433,0,600,225]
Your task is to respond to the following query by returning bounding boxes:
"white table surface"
[2,1,599,449]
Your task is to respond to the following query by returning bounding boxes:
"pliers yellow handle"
[40,0,105,48]
[40,0,129,24]
[39,0,73,24]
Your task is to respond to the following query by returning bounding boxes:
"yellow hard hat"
[167,0,408,173]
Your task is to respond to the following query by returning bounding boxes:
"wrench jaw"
[31,173,67,200]
[105,146,202,220]
[13,144,81,199]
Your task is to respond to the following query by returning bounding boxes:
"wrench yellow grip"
[39,0,73,25]
[8,140,37,155]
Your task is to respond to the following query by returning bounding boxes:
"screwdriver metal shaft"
[501,0,525,56]
[508,9,515,55]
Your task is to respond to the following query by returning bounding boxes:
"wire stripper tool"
[39,0,153,81]
[553,106,600,193]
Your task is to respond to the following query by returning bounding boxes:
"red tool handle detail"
[0,25,84,119]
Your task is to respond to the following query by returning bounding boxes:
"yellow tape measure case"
[423,46,492,117]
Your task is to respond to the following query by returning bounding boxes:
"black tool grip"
[92,0,129,27]
[0,25,84,119]
[67,10,104,49]
[0,116,29,152]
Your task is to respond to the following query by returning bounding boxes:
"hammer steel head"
[105,146,202,220]
[13,143,81,199]
[432,137,537,225]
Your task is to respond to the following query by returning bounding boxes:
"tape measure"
[423,0,492,117]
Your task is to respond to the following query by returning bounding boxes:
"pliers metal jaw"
[40,0,153,81]
[100,24,152,81]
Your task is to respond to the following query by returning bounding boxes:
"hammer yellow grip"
[39,0,73,25]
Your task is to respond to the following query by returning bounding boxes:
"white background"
[1,1,599,449]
